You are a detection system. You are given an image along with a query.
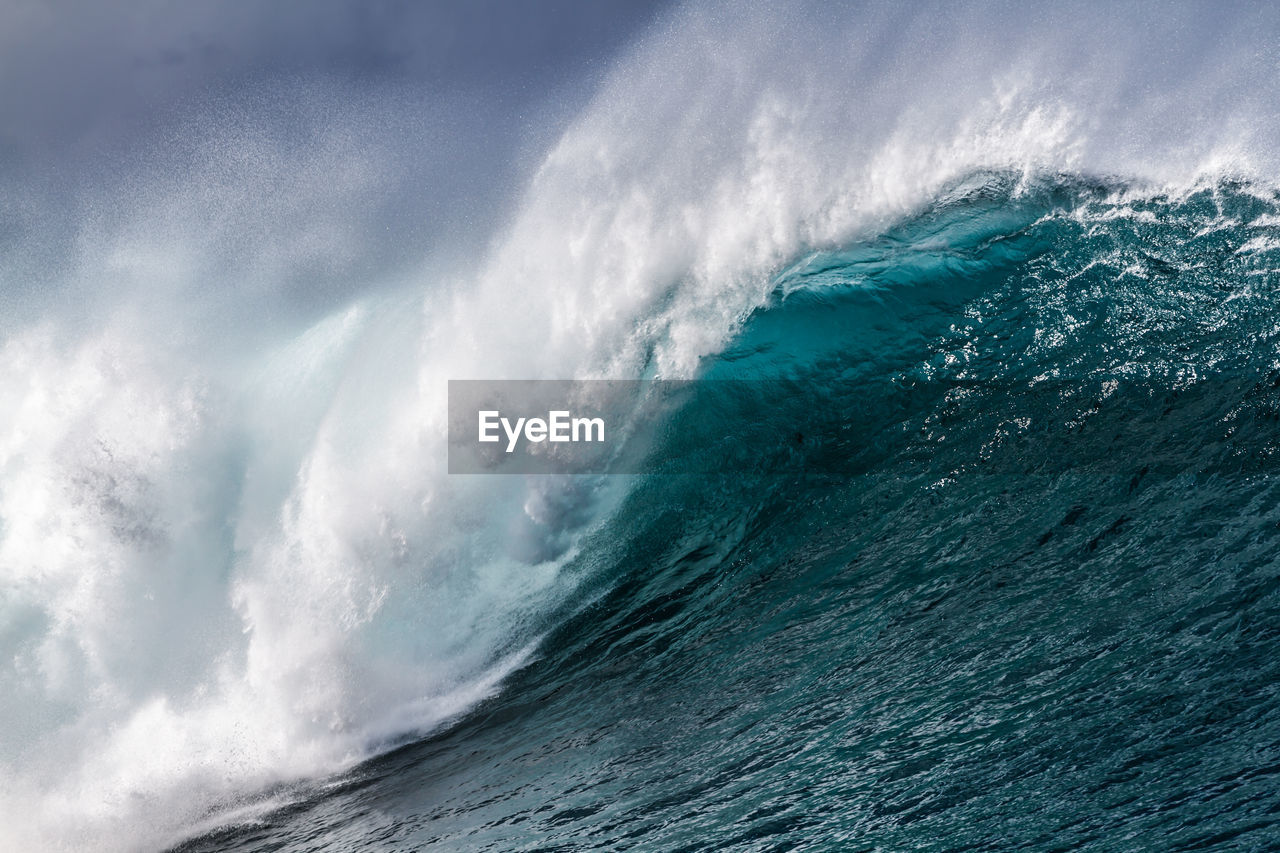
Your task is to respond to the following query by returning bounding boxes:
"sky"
[0,0,674,328]
[0,0,672,167]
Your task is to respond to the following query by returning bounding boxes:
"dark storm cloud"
[0,0,671,164]
[0,0,673,330]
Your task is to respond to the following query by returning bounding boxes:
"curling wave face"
[1,1,1279,850]
[191,173,1280,851]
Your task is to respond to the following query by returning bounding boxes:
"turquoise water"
[179,176,1280,850]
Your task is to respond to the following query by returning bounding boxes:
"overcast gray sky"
[0,0,675,328]
[0,0,672,166]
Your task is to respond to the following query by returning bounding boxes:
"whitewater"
[2,1,1280,850]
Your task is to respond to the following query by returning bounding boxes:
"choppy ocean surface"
[3,2,1280,850]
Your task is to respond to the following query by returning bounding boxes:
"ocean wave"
[2,1,1280,849]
